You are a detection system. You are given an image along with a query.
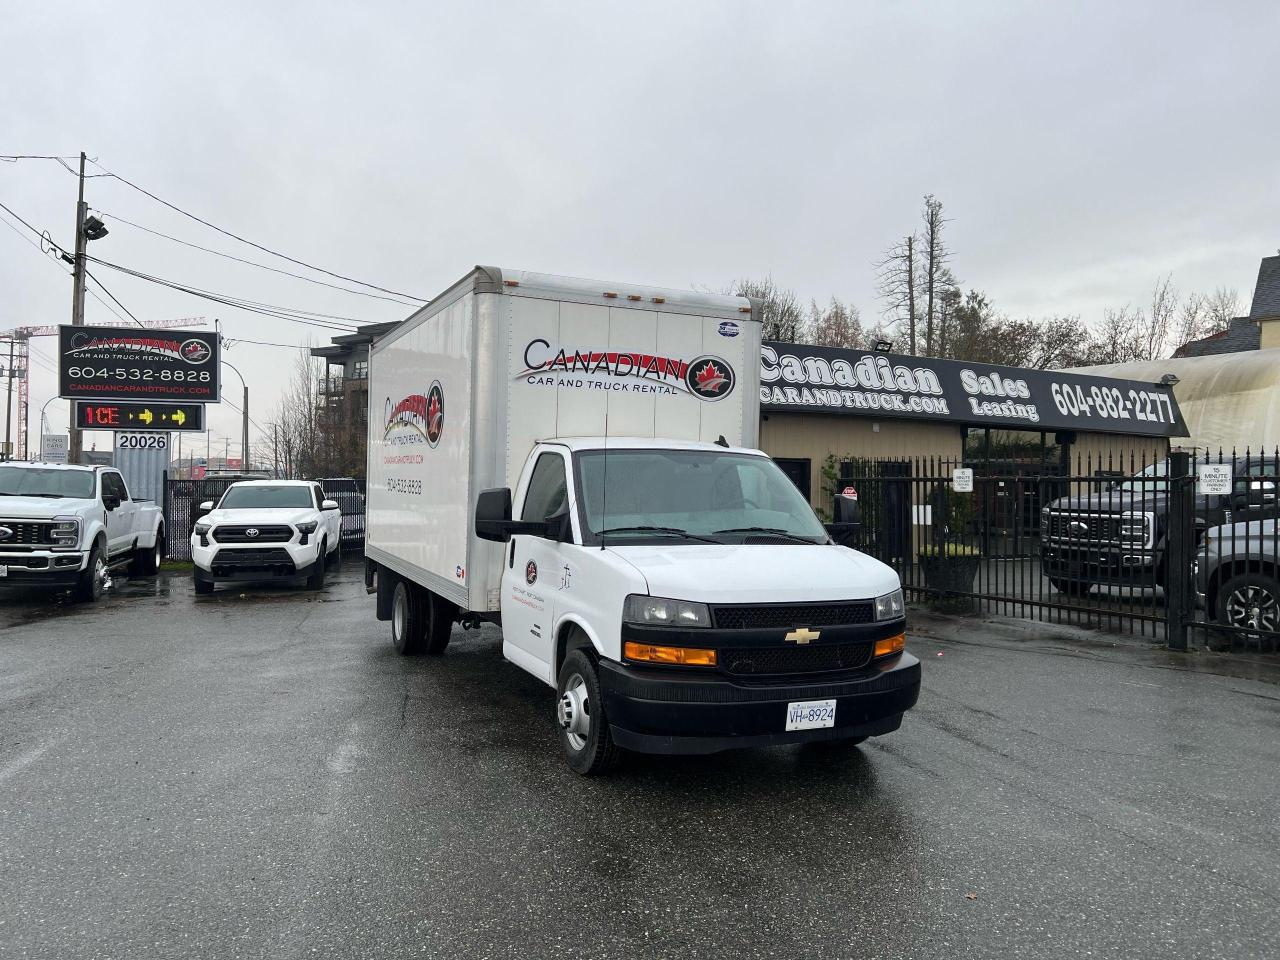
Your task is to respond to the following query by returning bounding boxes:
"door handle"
[509,538,516,569]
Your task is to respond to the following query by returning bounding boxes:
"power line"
[223,337,309,350]
[84,269,146,327]
[93,209,419,307]
[86,158,429,302]
[83,255,361,332]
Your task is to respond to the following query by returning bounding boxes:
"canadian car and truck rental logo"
[517,339,735,401]
[384,381,444,447]
[67,332,212,364]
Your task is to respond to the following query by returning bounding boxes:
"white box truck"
[364,267,919,773]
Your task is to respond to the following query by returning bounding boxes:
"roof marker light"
[739,305,752,313]
[652,297,665,304]
[504,280,519,287]
[627,294,641,301]
[603,291,618,299]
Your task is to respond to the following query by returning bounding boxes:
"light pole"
[222,357,249,471]
[37,396,60,461]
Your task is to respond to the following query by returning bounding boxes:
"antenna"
[600,393,610,550]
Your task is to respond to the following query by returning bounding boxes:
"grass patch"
[917,543,981,558]
[160,559,194,571]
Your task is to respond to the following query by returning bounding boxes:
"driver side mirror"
[825,493,862,546]
[102,494,121,511]
[321,499,341,511]
[199,500,214,511]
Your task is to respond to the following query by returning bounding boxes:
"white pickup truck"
[0,461,165,601]
[363,267,920,774]
[190,480,342,594]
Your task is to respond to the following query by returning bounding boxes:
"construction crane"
[0,318,208,460]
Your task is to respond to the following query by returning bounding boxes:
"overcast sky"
[4,1,1277,460]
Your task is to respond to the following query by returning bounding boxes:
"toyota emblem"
[245,528,260,538]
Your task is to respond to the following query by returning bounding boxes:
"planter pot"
[918,553,980,613]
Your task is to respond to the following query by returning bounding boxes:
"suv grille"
[212,547,294,567]
[712,602,875,630]
[0,520,56,546]
[1043,512,1125,544]
[212,524,294,544]
[720,640,875,677]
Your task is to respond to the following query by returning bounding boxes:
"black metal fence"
[838,448,1280,652]
[163,477,366,561]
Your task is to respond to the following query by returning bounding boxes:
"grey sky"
[4,1,1277,457]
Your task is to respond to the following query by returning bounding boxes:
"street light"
[37,396,61,461]
[221,357,250,471]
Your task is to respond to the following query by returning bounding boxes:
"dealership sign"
[58,326,220,403]
[517,339,736,401]
[760,342,1188,437]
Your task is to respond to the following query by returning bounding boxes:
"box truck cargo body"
[365,267,919,774]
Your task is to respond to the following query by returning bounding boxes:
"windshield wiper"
[0,491,66,498]
[598,525,720,544]
[712,526,820,543]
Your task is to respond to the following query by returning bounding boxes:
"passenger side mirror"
[102,494,121,511]
[474,488,554,543]
[321,499,341,511]
[825,494,862,546]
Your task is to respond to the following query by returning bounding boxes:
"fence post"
[1165,450,1193,651]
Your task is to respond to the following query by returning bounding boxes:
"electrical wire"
[223,338,310,350]
[84,269,146,327]
[93,209,419,307]
[86,158,429,302]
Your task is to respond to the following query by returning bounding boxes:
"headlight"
[193,522,211,536]
[875,588,905,621]
[50,517,79,549]
[296,521,318,535]
[623,594,711,628]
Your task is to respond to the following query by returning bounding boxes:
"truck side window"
[521,454,568,523]
[104,473,128,501]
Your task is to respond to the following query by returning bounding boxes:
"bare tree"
[729,276,806,342]
[807,297,863,349]
[1173,291,1207,350]
[875,235,917,354]
[1142,274,1178,360]
[1204,286,1239,334]
[919,195,951,355]
[1085,305,1146,365]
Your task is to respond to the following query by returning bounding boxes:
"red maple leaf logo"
[428,392,442,433]
[695,361,727,392]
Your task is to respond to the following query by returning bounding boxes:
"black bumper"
[199,554,316,583]
[1040,544,1161,586]
[599,653,921,755]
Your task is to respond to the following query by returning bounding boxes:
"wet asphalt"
[1,564,1278,960]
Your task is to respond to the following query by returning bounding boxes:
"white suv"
[191,480,342,594]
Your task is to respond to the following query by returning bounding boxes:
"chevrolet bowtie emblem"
[784,627,820,645]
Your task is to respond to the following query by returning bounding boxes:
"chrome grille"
[0,520,57,547]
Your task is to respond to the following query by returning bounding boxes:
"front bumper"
[0,550,88,587]
[191,539,321,582]
[599,653,921,755]
[1040,543,1160,586]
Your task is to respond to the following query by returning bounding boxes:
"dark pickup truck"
[1040,457,1278,596]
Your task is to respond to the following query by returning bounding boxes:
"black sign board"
[760,342,1189,438]
[58,326,219,403]
[75,401,205,432]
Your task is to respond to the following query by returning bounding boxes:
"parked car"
[1195,518,1279,638]
[1040,456,1278,596]
[191,480,342,594]
[0,461,165,601]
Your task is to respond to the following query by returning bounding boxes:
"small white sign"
[42,434,68,464]
[952,468,974,493]
[1197,463,1233,497]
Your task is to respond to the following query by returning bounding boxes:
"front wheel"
[75,542,108,603]
[1049,577,1093,597]
[193,571,214,595]
[306,541,327,590]
[556,649,620,776]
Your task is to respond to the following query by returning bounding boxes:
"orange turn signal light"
[624,641,717,666]
[874,633,905,659]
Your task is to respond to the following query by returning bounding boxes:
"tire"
[75,541,108,603]
[193,571,214,595]
[131,526,164,576]
[306,541,327,590]
[329,539,343,571]
[423,592,456,655]
[1049,577,1093,597]
[556,648,620,776]
[1215,572,1280,641]
[391,579,427,655]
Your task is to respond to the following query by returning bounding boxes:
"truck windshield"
[575,449,827,544]
[0,466,95,499]
[218,486,313,509]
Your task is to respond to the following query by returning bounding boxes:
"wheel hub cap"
[557,675,590,750]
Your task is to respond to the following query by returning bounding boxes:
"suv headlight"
[623,594,711,628]
[875,588,905,621]
[50,517,80,550]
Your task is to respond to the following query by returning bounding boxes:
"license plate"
[785,699,836,731]
[0,565,8,577]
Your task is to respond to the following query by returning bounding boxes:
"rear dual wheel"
[390,580,455,655]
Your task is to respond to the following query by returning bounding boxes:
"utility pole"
[3,340,13,460]
[67,152,88,465]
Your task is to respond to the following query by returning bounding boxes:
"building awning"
[760,342,1188,438]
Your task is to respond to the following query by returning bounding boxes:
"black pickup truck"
[1039,457,1278,595]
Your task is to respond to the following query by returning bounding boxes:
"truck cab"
[471,438,919,773]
